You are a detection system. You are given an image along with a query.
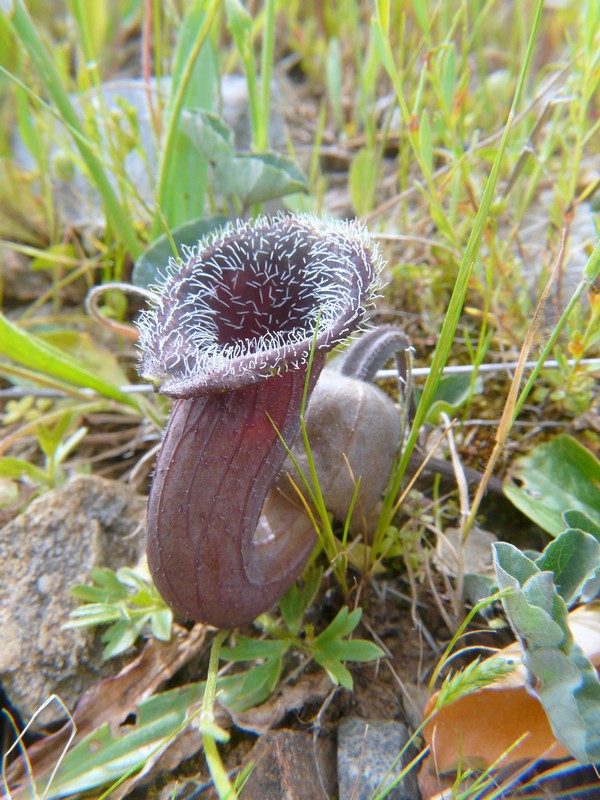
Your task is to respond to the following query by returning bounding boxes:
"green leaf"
[217,658,283,713]
[440,44,457,111]
[315,607,362,646]
[36,411,73,458]
[504,435,600,536]
[89,567,132,598]
[563,510,600,541]
[493,542,600,763]
[279,568,322,636]
[225,0,253,50]
[536,528,600,606]
[132,214,228,287]
[179,109,235,162]
[494,543,566,647]
[0,456,48,485]
[220,635,289,663]
[101,617,148,660]
[157,0,216,229]
[419,109,433,175]
[214,151,307,205]
[6,1,143,257]
[69,585,108,602]
[312,651,354,690]
[63,607,121,628]
[349,148,377,217]
[317,638,384,663]
[526,644,600,763]
[0,313,137,408]
[425,371,483,422]
[493,541,538,586]
[65,567,172,656]
[35,683,205,798]
[412,0,429,34]
[150,609,173,642]
[118,566,161,593]
[161,108,307,207]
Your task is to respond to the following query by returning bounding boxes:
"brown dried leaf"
[225,671,333,734]
[5,623,207,790]
[421,604,600,777]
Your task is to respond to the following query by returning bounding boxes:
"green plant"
[0,410,87,493]
[64,566,173,660]
[56,566,382,800]
[221,584,384,707]
[494,510,600,763]
[1,1,599,797]
[504,434,600,536]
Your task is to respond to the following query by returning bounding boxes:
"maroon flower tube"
[136,214,383,628]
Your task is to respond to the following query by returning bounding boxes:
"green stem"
[201,630,235,799]
[428,589,511,692]
[258,0,276,151]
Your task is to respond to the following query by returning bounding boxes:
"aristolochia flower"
[137,214,382,396]
[136,213,384,627]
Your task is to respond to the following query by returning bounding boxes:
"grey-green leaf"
[132,214,228,287]
[493,539,600,764]
[179,108,235,161]
[536,528,600,605]
[563,510,600,542]
[214,151,307,205]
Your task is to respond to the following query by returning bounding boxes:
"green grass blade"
[375,0,546,545]
[5,0,143,257]
[0,313,138,409]
[154,0,220,234]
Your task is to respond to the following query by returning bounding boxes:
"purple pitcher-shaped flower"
[136,214,383,627]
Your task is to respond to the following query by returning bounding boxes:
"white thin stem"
[2,358,597,400]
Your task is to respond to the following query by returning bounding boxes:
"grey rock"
[219,73,287,154]
[0,475,145,725]
[337,717,420,800]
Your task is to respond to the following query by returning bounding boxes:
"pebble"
[0,475,145,726]
[337,717,420,800]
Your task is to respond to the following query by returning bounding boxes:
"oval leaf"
[503,435,600,536]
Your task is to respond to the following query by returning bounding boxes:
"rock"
[0,475,145,726]
[219,73,287,153]
[238,729,337,800]
[1,246,52,305]
[434,526,497,579]
[337,717,420,800]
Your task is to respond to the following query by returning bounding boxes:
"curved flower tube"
[136,214,383,627]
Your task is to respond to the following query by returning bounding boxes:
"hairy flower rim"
[136,213,384,397]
